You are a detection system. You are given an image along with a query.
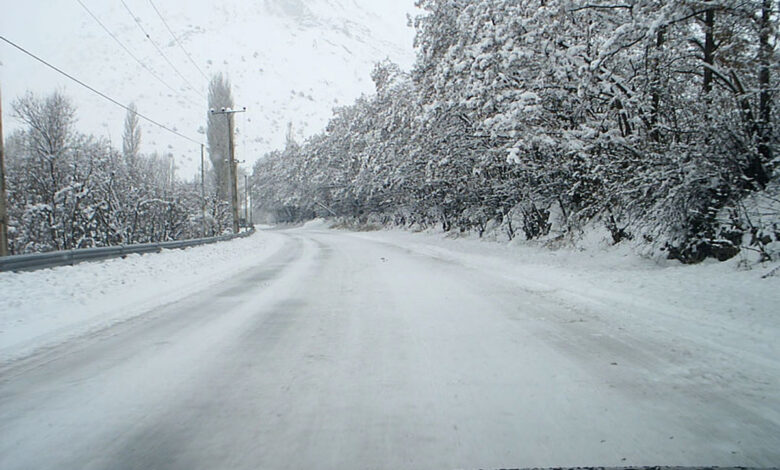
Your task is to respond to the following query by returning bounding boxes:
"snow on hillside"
[0,0,417,177]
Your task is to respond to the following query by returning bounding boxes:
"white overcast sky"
[1,0,418,177]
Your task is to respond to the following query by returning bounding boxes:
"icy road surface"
[1,225,779,469]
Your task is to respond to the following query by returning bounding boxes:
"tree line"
[253,0,778,263]
[3,73,239,254]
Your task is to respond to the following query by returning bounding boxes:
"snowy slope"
[0,0,416,177]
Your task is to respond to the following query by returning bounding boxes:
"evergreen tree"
[122,103,141,162]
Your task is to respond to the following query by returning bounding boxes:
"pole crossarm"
[209,107,247,116]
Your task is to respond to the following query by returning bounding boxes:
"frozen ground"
[0,224,778,469]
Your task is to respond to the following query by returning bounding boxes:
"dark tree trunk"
[650,27,665,142]
[757,0,773,169]
[703,7,715,94]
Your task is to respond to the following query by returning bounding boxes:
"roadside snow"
[0,230,285,360]
[350,227,780,341]
[348,227,780,422]
[301,218,330,230]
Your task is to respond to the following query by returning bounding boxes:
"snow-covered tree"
[122,103,141,162]
[5,91,214,253]
[251,0,777,262]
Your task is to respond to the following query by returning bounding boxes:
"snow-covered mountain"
[1,0,417,177]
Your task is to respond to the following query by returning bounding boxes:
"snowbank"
[300,218,332,230]
[0,231,286,360]
[350,227,780,358]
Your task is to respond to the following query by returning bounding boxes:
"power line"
[147,0,210,82]
[0,35,203,146]
[119,0,206,101]
[74,0,203,109]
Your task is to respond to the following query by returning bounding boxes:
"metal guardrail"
[0,228,255,273]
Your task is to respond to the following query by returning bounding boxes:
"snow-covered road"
[1,226,778,469]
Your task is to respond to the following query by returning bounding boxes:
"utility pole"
[210,106,246,234]
[0,87,9,257]
[248,177,253,227]
[200,143,206,237]
[244,174,249,227]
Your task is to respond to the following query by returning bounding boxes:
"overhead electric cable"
[147,0,210,82]
[119,0,206,100]
[74,0,202,109]
[0,35,202,145]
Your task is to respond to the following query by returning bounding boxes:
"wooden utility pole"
[210,107,246,234]
[200,143,206,237]
[244,174,249,226]
[0,87,9,256]
[228,112,239,233]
